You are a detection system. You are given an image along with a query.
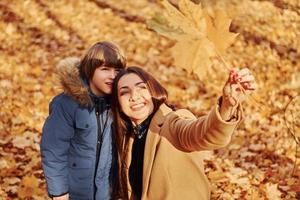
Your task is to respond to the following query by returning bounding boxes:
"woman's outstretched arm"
[163,68,256,151]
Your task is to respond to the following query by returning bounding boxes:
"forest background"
[0,0,299,199]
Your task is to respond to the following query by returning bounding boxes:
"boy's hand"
[53,193,69,200]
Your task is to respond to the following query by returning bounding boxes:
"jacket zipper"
[94,104,104,199]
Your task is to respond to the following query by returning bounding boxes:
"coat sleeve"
[164,103,243,152]
[40,96,75,196]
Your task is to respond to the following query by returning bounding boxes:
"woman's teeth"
[131,103,145,110]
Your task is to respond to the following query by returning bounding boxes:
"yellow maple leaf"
[178,0,206,33]
[147,0,238,79]
[171,36,215,78]
[204,8,238,53]
[160,0,203,37]
[146,14,183,40]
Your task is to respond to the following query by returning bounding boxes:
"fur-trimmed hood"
[56,57,93,107]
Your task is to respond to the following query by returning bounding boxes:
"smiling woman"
[117,73,155,125]
[111,66,256,200]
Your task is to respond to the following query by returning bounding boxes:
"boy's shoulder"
[51,92,80,111]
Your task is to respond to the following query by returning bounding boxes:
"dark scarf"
[128,113,154,200]
[88,90,111,113]
[132,113,154,139]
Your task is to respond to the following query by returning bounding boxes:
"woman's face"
[117,73,154,125]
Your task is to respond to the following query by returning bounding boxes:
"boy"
[41,41,126,200]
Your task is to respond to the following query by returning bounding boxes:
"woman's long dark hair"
[111,67,168,199]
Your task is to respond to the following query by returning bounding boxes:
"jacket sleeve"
[164,103,243,152]
[40,96,75,196]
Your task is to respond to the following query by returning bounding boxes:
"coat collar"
[56,57,93,107]
[143,104,173,198]
[148,103,173,132]
[125,103,173,199]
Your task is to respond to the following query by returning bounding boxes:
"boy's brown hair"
[79,41,126,81]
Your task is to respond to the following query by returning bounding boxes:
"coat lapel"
[125,136,134,198]
[141,104,172,198]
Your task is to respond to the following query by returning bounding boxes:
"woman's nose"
[130,89,141,101]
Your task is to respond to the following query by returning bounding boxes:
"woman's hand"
[220,68,256,121]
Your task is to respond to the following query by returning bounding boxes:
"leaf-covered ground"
[0,0,299,199]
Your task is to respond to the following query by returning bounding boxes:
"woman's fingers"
[238,74,255,82]
[229,68,253,83]
[224,68,257,105]
[237,68,250,77]
[229,68,256,90]
[240,82,256,90]
[229,68,239,82]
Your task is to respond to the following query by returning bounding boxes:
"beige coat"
[123,103,242,200]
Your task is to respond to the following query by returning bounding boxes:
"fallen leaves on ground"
[0,0,299,199]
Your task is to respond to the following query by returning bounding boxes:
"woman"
[111,67,256,200]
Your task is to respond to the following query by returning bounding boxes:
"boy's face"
[89,66,121,96]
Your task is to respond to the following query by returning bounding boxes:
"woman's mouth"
[131,103,145,111]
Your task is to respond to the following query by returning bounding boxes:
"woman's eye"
[139,85,147,89]
[119,91,129,96]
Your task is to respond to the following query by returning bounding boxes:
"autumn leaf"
[146,14,183,40]
[208,170,228,183]
[246,188,264,200]
[171,36,215,78]
[147,0,238,79]
[265,183,282,200]
[0,0,299,199]
[204,8,238,53]
[290,183,300,192]
[17,175,40,198]
[161,0,206,37]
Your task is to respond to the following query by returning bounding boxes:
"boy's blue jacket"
[40,58,116,200]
